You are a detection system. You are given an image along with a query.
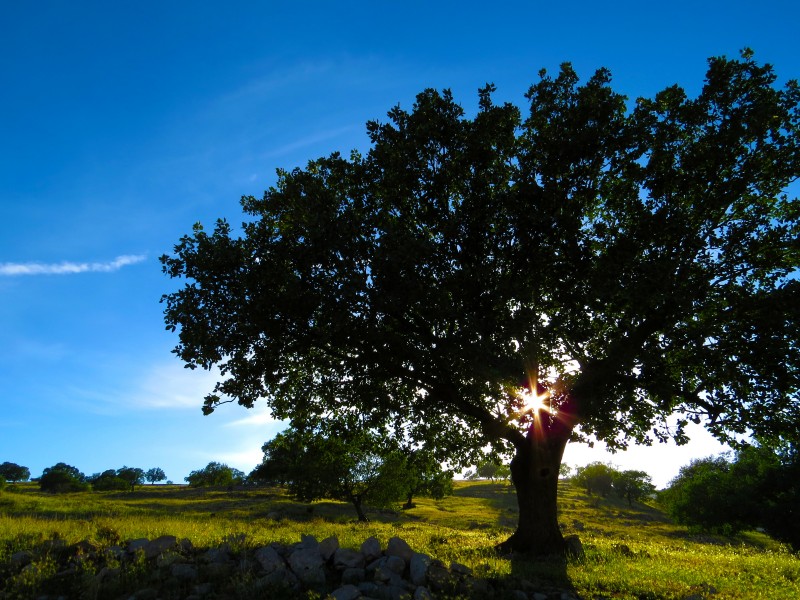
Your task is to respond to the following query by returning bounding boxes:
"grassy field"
[1,479,798,599]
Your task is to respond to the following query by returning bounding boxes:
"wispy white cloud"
[128,362,223,410]
[224,407,280,428]
[62,360,222,414]
[0,254,146,276]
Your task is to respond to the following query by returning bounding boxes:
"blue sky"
[1,1,798,488]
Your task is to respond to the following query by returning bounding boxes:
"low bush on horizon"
[1,480,798,599]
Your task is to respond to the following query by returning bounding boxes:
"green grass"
[1,480,798,599]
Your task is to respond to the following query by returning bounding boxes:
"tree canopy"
[185,462,245,488]
[162,51,800,554]
[90,469,130,491]
[250,426,420,521]
[40,463,89,494]
[145,467,167,485]
[660,444,799,547]
[0,462,30,483]
[116,467,145,491]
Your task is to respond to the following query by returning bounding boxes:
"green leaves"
[250,426,446,520]
[162,51,800,459]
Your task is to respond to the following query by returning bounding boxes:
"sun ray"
[520,384,550,414]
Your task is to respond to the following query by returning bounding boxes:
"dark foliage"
[250,426,425,521]
[162,51,800,554]
[39,466,89,493]
[185,462,245,488]
[0,462,30,483]
[661,445,800,548]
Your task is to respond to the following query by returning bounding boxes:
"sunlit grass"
[2,479,799,598]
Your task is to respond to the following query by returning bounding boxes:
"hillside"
[1,480,798,598]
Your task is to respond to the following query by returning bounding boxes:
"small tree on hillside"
[90,469,129,491]
[0,462,31,483]
[466,459,510,482]
[42,463,85,482]
[659,456,742,534]
[251,427,411,521]
[400,449,454,509]
[612,470,656,506]
[661,445,800,546]
[574,462,616,497]
[117,467,145,492]
[39,464,89,493]
[185,462,244,488]
[145,467,167,485]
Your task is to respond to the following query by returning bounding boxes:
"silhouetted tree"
[90,469,129,491]
[0,462,30,483]
[251,426,410,521]
[162,51,800,555]
[145,467,167,485]
[185,462,244,488]
[612,470,656,506]
[39,464,89,493]
[400,449,453,509]
[660,455,745,534]
[662,445,800,547]
[574,462,616,497]
[116,467,145,491]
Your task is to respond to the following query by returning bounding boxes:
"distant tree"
[0,462,31,483]
[662,445,800,547]
[251,427,411,521]
[400,449,454,509]
[162,51,800,555]
[559,464,573,479]
[574,462,616,497]
[659,455,744,534]
[0,475,5,492]
[185,462,244,488]
[612,470,656,506]
[476,461,500,481]
[145,467,167,485]
[467,459,510,482]
[41,463,85,482]
[116,467,145,491]
[39,464,89,493]
[90,469,129,491]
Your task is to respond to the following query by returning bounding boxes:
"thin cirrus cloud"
[0,254,146,276]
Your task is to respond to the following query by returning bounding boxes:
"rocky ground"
[3,533,583,600]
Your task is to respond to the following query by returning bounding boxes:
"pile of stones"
[5,533,582,600]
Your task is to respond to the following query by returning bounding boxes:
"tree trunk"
[497,409,573,556]
[351,496,369,522]
[402,493,415,510]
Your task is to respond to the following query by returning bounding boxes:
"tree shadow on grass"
[507,554,575,597]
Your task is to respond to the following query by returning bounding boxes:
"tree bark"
[497,408,573,556]
[351,496,369,522]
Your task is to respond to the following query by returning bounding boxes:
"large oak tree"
[162,51,800,555]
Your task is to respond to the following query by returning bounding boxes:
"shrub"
[92,475,130,491]
[574,462,616,497]
[185,462,245,488]
[659,455,746,534]
[39,470,89,493]
[0,462,31,483]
